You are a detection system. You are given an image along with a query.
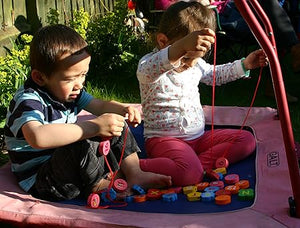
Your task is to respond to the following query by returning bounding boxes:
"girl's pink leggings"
[140,129,256,186]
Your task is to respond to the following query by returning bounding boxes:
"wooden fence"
[0,0,115,55]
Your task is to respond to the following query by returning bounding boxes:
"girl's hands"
[181,28,215,58]
[169,28,215,67]
[243,49,268,70]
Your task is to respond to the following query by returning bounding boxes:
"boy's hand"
[94,113,125,137]
[123,105,141,127]
[243,49,268,70]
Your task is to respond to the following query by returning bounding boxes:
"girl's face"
[42,50,91,103]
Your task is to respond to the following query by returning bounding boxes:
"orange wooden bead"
[235,180,250,189]
[215,195,231,205]
[225,185,240,194]
[134,194,147,203]
[215,189,231,196]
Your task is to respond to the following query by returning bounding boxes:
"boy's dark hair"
[157,1,216,42]
[30,24,88,77]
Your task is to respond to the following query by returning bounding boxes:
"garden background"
[0,0,299,167]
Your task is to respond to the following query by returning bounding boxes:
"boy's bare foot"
[92,178,111,193]
[118,152,172,191]
[126,170,172,190]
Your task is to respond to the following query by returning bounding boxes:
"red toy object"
[170,187,182,194]
[160,188,176,194]
[127,0,136,10]
[154,0,174,10]
[205,169,220,181]
[210,180,224,189]
[215,157,229,168]
[87,193,100,209]
[99,140,110,155]
[235,0,300,217]
[224,174,240,184]
[146,189,163,200]
[215,189,231,196]
[113,179,128,192]
[196,182,210,191]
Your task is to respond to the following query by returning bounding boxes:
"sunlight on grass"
[85,82,140,103]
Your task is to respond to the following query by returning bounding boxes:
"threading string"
[110,126,129,189]
[221,66,263,158]
[210,35,217,160]
[210,34,263,162]
[95,126,129,208]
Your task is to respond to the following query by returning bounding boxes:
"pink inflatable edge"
[0,105,299,227]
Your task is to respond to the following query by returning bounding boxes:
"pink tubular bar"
[234,0,300,218]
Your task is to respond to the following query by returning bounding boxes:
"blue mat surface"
[63,122,256,214]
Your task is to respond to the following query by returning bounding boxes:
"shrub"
[47,7,90,39]
[69,8,90,40]
[0,34,32,122]
[86,0,150,87]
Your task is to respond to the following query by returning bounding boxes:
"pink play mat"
[0,105,299,227]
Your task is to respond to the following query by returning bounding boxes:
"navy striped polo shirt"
[4,78,93,192]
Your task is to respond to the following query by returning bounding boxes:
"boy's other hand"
[124,105,141,127]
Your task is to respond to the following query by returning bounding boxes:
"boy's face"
[42,50,91,103]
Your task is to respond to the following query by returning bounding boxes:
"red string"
[210,35,217,160]
[221,66,263,158]
[94,126,129,208]
[210,34,263,161]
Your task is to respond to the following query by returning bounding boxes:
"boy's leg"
[30,138,108,201]
[107,124,172,189]
[30,122,137,201]
[30,123,171,201]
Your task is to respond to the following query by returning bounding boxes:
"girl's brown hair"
[157,1,216,43]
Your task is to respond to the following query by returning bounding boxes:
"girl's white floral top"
[137,46,249,141]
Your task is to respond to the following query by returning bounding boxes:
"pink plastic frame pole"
[234,0,300,218]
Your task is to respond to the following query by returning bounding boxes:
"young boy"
[4,24,171,201]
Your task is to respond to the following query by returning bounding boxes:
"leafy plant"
[0,34,32,121]
[69,8,90,40]
[47,7,90,39]
[86,0,150,87]
[47,8,60,25]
